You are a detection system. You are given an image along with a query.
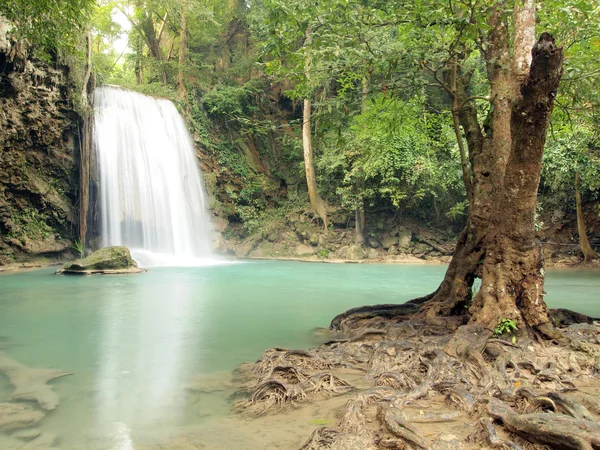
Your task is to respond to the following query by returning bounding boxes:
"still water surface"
[0,262,598,448]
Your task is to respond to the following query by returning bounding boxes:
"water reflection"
[95,273,201,448]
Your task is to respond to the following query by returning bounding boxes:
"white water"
[93,86,215,267]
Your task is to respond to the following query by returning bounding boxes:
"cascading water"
[93,86,214,267]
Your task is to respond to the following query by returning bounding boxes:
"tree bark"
[178,0,188,99]
[303,99,328,229]
[575,172,598,262]
[424,30,563,334]
[513,0,536,79]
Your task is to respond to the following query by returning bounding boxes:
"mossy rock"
[56,246,144,275]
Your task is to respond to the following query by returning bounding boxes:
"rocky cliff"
[0,17,80,265]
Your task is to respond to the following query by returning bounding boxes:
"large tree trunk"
[575,171,598,262]
[303,99,328,229]
[425,30,563,334]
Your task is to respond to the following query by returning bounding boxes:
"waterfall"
[93,86,214,267]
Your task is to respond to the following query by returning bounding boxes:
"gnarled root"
[234,348,353,416]
[300,427,342,450]
[379,406,430,450]
[488,397,600,449]
[473,417,523,450]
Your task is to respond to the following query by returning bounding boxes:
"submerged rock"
[0,403,44,431]
[56,246,144,275]
[0,352,71,410]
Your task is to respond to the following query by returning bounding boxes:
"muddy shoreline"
[1,253,598,274]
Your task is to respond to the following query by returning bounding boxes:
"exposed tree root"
[379,406,430,449]
[235,317,600,448]
[299,427,342,450]
[233,348,353,416]
[474,417,523,450]
[488,397,600,449]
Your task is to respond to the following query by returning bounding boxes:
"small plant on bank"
[71,240,85,259]
[493,318,519,342]
[317,249,329,259]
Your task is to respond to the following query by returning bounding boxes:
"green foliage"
[319,95,464,223]
[215,140,251,177]
[202,84,258,116]
[540,117,600,213]
[493,319,519,340]
[71,240,85,259]
[317,249,329,259]
[446,200,469,222]
[30,0,594,251]
[1,0,95,55]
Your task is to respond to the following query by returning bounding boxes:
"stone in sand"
[12,428,41,441]
[0,352,71,410]
[0,432,58,449]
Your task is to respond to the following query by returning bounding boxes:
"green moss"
[7,207,53,240]
[62,246,137,271]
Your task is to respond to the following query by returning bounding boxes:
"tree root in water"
[234,319,600,448]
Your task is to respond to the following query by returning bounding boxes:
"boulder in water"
[56,246,144,275]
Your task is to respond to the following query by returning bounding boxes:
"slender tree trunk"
[575,171,598,262]
[354,76,368,244]
[137,8,167,85]
[355,205,366,245]
[157,12,168,44]
[178,0,188,99]
[302,28,328,229]
[303,99,328,229]
[78,32,92,246]
[448,58,473,202]
[80,32,92,107]
[135,34,143,84]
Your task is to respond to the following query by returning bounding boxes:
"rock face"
[57,246,143,274]
[0,18,80,265]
